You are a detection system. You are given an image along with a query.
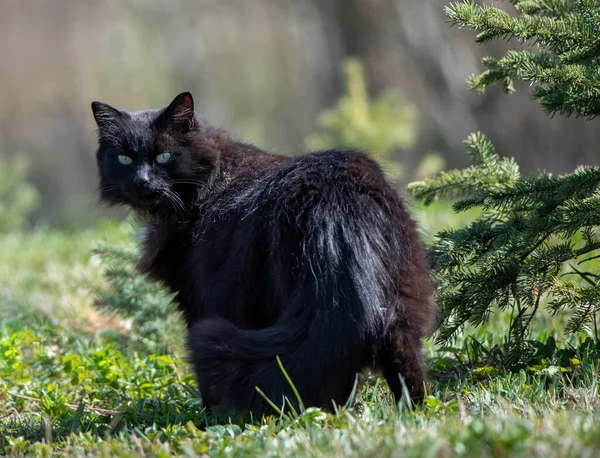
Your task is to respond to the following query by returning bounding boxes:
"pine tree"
[409,0,600,366]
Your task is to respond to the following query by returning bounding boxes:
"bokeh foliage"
[0,155,38,232]
[307,58,443,181]
[306,58,414,180]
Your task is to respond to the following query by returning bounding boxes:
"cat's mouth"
[129,189,185,214]
[131,196,161,211]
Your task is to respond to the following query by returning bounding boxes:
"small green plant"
[0,155,39,232]
[307,58,420,181]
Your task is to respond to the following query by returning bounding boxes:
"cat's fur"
[91,92,437,415]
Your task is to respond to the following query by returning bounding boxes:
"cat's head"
[91,92,217,215]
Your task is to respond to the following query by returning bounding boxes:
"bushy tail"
[188,270,377,415]
[188,210,400,414]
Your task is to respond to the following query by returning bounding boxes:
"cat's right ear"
[156,92,195,131]
[91,101,124,132]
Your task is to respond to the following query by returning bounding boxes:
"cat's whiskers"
[99,184,124,198]
[161,188,186,214]
[99,184,121,191]
[171,179,204,186]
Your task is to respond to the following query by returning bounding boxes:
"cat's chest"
[137,220,192,283]
[139,207,281,328]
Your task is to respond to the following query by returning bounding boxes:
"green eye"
[118,155,132,165]
[156,152,171,164]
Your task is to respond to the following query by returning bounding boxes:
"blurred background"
[1,0,599,228]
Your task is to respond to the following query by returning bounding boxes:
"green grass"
[1,209,599,457]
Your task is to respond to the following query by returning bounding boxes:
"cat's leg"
[377,326,427,404]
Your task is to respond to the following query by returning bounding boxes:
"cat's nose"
[134,172,150,187]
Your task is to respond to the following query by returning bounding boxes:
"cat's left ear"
[158,92,195,131]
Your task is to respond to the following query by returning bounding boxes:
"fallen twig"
[7,391,121,416]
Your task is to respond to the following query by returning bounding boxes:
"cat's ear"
[158,92,195,130]
[91,101,124,130]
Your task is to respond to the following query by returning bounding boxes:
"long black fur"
[92,92,437,415]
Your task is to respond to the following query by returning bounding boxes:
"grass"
[1,206,599,457]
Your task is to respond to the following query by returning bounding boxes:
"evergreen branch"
[520,269,549,342]
[576,0,600,32]
[578,253,600,265]
[514,0,575,16]
[553,241,600,265]
[409,132,519,206]
[447,0,600,118]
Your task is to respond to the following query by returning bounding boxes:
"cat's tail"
[187,269,380,414]
[187,206,401,414]
[187,315,361,415]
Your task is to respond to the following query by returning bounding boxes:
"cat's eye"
[156,152,171,164]
[118,155,133,165]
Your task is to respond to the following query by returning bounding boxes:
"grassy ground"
[1,205,599,457]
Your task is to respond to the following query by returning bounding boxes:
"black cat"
[91,92,437,415]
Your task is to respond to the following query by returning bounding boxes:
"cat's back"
[247,149,403,226]
[275,149,387,189]
[186,148,422,329]
[201,149,391,220]
[238,149,394,209]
